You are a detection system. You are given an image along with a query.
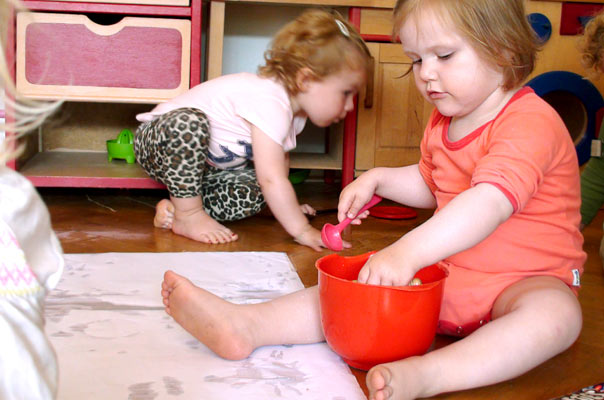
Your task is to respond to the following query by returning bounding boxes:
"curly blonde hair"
[392,0,540,90]
[579,11,604,78]
[258,8,372,96]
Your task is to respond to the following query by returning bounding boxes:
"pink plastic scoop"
[321,195,383,251]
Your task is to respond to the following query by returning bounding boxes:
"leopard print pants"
[134,107,266,222]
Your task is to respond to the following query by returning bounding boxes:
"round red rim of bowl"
[370,206,417,220]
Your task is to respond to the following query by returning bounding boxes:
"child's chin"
[433,105,458,118]
[312,120,331,128]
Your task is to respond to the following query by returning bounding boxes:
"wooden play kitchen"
[5,0,201,188]
[5,0,420,189]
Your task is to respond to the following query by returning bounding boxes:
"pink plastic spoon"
[321,195,383,251]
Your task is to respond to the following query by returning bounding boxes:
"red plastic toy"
[316,251,448,370]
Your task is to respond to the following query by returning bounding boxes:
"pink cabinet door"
[16,12,191,103]
[56,0,190,5]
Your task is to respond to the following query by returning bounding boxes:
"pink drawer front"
[16,12,191,103]
[53,0,189,5]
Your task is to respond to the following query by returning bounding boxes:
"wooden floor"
[41,181,604,399]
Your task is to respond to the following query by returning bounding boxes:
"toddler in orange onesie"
[159,1,586,399]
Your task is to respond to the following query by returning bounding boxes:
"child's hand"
[337,177,377,225]
[299,204,316,216]
[294,225,325,251]
[357,246,417,286]
[338,196,374,227]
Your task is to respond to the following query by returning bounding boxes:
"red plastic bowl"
[316,251,448,371]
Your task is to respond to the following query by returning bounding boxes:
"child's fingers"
[345,197,373,220]
[300,203,316,216]
[338,195,364,221]
[349,212,368,225]
[294,226,325,251]
[337,195,354,222]
[307,238,325,252]
[357,262,370,283]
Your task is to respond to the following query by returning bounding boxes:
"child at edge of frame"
[1,0,65,398]
[577,9,604,273]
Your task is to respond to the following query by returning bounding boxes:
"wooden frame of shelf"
[4,0,202,188]
[290,122,344,171]
[18,151,166,188]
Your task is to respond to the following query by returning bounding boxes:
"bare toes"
[217,231,234,243]
[212,232,227,244]
[221,230,238,242]
[154,216,173,229]
[367,366,393,400]
[199,233,217,244]
[206,233,220,244]
[154,199,175,228]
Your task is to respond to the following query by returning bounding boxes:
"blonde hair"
[579,11,604,78]
[258,8,372,96]
[392,0,540,90]
[1,0,62,163]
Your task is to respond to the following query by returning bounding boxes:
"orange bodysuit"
[418,87,586,336]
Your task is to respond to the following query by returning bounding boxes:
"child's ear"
[295,67,315,93]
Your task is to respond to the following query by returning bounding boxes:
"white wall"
[222,4,344,154]
[223,4,309,75]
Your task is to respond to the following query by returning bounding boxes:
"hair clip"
[335,19,350,38]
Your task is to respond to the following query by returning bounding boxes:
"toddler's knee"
[548,294,582,349]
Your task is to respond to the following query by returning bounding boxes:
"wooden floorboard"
[41,181,604,399]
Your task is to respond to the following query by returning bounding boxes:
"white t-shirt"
[137,73,307,169]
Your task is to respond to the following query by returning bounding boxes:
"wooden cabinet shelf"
[19,151,165,188]
[6,0,202,188]
[290,153,342,170]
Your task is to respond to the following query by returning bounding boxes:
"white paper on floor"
[45,252,365,400]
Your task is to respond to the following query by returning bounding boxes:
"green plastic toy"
[288,169,310,184]
[107,129,135,164]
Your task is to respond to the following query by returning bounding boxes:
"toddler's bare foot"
[170,204,238,244]
[154,199,175,229]
[367,357,427,400]
[161,270,256,360]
